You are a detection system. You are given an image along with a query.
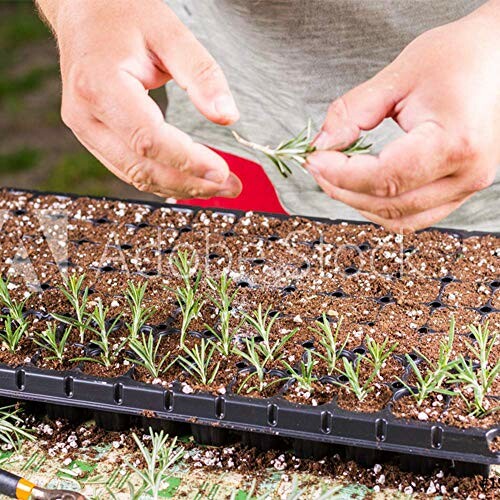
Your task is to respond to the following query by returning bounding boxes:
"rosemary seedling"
[54,273,90,343]
[0,405,35,451]
[332,337,398,402]
[232,120,371,178]
[0,277,29,329]
[450,323,500,417]
[126,281,155,340]
[177,339,220,385]
[0,314,28,353]
[282,352,318,393]
[243,304,297,361]
[34,322,73,362]
[205,273,239,356]
[233,336,271,393]
[398,319,458,406]
[170,251,204,346]
[127,333,171,380]
[365,335,398,377]
[73,300,124,368]
[310,314,348,375]
[128,427,184,500]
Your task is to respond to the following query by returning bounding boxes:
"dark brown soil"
[0,189,498,432]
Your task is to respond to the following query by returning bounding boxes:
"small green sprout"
[205,273,240,356]
[73,300,124,368]
[0,314,28,353]
[450,323,500,417]
[127,333,171,380]
[282,352,318,393]
[125,281,155,340]
[243,304,297,361]
[177,339,220,386]
[310,314,348,375]
[0,405,35,451]
[170,251,204,346]
[398,319,458,406]
[53,273,90,343]
[127,427,184,500]
[0,277,29,329]
[34,322,73,362]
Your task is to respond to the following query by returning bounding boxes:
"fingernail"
[214,189,238,198]
[214,95,239,121]
[313,131,332,150]
[306,154,322,176]
[204,169,226,183]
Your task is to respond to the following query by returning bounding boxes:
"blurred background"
[0,0,165,200]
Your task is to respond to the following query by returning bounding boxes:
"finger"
[307,121,457,197]
[312,171,470,219]
[148,9,239,125]
[67,69,231,183]
[72,112,242,199]
[358,197,470,233]
[314,67,408,150]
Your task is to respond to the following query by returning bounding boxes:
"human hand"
[37,0,242,199]
[307,3,500,232]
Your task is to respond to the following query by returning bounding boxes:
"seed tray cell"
[0,188,498,478]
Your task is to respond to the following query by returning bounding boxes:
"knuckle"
[67,65,100,104]
[192,58,223,85]
[130,127,158,159]
[123,163,152,192]
[451,133,482,164]
[375,174,403,198]
[375,202,405,221]
[327,97,349,120]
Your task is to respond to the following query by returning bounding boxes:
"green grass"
[0,3,51,52]
[0,65,59,99]
[0,147,41,173]
[40,152,114,196]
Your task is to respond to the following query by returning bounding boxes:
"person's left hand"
[306,4,500,232]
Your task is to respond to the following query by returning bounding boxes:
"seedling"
[332,337,398,402]
[73,300,124,368]
[0,314,28,353]
[54,273,90,343]
[398,319,458,406]
[125,281,155,340]
[127,333,171,380]
[205,273,240,356]
[170,251,204,346]
[282,352,318,393]
[127,427,184,500]
[232,120,371,178]
[450,323,500,417]
[0,277,29,329]
[0,405,35,451]
[233,336,271,393]
[243,304,297,361]
[34,322,73,362]
[177,339,220,385]
[310,315,348,375]
[365,335,398,376]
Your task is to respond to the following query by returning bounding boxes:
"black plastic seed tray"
[0,188,499,478]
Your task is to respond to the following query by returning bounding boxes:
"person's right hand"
[37,0,242,199]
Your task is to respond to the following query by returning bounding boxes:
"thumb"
[314,67,407,150]
[150,13,239,126]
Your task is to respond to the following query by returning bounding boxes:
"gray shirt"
[165,1,499,231]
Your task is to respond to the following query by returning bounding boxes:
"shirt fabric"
[164,0,499,231]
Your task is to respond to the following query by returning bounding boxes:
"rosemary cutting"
[232,120,371,178]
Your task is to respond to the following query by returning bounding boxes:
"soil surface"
[0,189,498,433]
